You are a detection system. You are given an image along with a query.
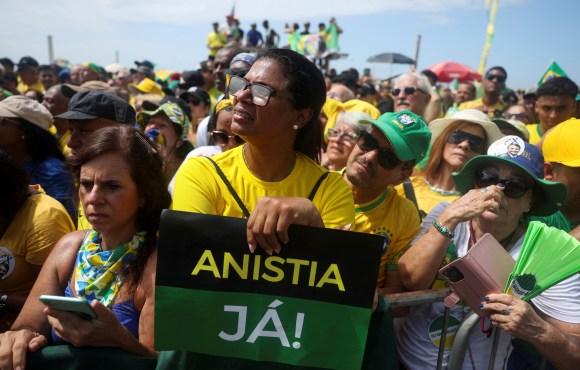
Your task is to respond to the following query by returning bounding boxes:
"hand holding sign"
[247,197,324,255]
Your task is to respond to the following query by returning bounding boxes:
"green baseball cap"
[359,110,431,163]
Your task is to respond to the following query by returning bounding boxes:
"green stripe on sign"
[155,286,372,370]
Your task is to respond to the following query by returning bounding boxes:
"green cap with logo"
[359,110,431,163]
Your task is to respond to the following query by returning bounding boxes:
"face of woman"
[475,162,534,224]
[326,122,357,169]
[80,152,142,244]
[231,59,304,143]
[144,113,181,151]
[442,124,486,171]
[215,109,240,151]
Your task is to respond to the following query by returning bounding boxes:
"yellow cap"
[543,118,580,167]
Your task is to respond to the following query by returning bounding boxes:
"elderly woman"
[0,96,75,218]
[322,110,371,171]
[396,109,503,218]
[396,136,567,369]
[0,126,171,367]
[172,48,354,254]
[137,101,194,182]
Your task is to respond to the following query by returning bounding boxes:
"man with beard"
[392,71,432,120]
[341,110,431,297]
[459,66,508,118]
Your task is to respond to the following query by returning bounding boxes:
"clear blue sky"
[2,0,578,89]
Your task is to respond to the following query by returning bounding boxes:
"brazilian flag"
[155,210,383,369]
[538,61,568,86]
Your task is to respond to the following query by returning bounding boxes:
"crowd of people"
[0,19,579,370]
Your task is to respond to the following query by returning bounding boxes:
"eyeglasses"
[356,131,413,170]
[391,86,427,97]
[227,75,291,107]
[447,130,486,153]
[486,74,506,83]
[503,112,527,120]
[211,130,244,146]
[327,128,358,143]
[474,170,532,198]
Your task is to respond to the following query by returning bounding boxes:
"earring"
[292,124,299,130]
[21,135,25,140]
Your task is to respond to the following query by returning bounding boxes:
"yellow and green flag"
[538,61,568,86]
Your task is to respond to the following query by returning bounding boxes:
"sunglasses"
[447,130,486,153]
[503,112,527,120]
[486,74,506,83]
[474,170,532,198]
[211,130,244,146]
[356,131,412,170]
[228,75,291,107]
[327,128,358,142]
[391,86,427,97]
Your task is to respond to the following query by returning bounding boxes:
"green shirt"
[532,210,579,232]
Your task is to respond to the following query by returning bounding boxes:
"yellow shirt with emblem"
[172,145,355,229]
[526,123,543,145]
[350,187,421,287]
[394,176,461,218]
[458,98,506,118]
[17,81,45,94]
[0,187,75,330]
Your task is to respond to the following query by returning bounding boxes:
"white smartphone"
[39,295,97,320]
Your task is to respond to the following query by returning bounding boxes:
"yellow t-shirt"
[350,188,421,287]
[17,81,45,94]
[49,126,72,157]
[207,32,227,58]
[172,145,354,229]
[394,176,461,218]
[458,98,506,118]
[526,123,543,145]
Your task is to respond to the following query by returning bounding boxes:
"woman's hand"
[46,300,128,348]
[439,185,504,227]
[480,293,547,341]
[0,329,48,370]
[247,196,324,254]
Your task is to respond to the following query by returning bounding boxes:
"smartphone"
[438,233,515,316]
[39,295,97,320]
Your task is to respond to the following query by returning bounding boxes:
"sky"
[2,0,579,89]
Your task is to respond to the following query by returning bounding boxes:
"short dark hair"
[422,69,438,84]
[486,66,508,80]
[536,77,578,100]
[38,64,56,74]
[255,49,326,161]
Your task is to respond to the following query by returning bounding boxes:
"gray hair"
[395,71,432,93]
[336,110,372,133]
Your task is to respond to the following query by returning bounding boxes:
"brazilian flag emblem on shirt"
[155,210,383,369]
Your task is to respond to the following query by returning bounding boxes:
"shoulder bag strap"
[307,172,330,201]
[205,156,251,218]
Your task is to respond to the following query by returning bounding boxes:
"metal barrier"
[384,288,502,370]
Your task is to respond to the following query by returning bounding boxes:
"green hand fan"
[505,221,580,301]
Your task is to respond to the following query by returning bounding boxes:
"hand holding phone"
[39,295,97,320]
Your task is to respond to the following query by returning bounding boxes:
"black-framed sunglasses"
[211,130,244,146]
[474,169,532,198]
[447,130,486,153]
[356,131,413,170]
[486,74,506,83]
[391,86,427,97]
[228,75,291,107]
[327,128,358,143]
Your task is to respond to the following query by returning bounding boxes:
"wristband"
[0,294,8,313]
[432,219,455,239]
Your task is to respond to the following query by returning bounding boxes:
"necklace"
[424,177,461,196]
